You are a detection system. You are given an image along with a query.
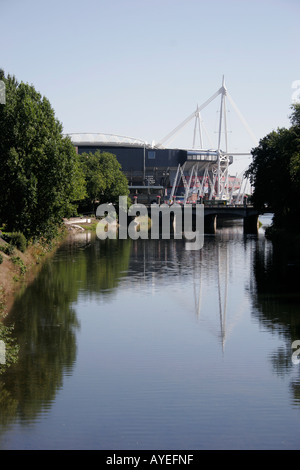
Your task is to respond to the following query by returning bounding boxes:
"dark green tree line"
[246,104,300,233]
[0,71,129,239]
[0,70,86,239]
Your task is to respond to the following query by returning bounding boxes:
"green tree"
[0,70,86,240]
[246,104,300,232]
[79,150,129,211]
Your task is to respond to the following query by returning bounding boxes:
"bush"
[11,256,27,275]
[0,244,15,255]
[0,254,3,264]
[2,232,27,252]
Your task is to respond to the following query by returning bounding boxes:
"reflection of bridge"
[138,203,260,234]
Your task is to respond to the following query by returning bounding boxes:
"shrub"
[2,232,27,253]
[0,244,15,256]
[0,254,3,264]
[11,256,27,275]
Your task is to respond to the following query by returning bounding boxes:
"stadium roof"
[67,133,150,148]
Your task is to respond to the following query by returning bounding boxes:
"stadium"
[69,132,241,205]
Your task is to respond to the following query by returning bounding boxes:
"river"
[0,215,300,450]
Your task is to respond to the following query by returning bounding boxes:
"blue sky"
[2,0,300,174]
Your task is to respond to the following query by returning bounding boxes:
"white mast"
[158,76,257,201]
[217,76,226,198]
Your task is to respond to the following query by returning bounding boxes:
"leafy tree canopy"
[246,104,300,232]
[79,150,129,211]
[0,70,86,240]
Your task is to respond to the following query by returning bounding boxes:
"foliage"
[2,232,27,253]
[0,323,19,376]
[10,256,27,275]
[0,244,15,256]
[0,254,2,265]
[0,70,86,240]
[246,104,300,232]
[79,150,129,211]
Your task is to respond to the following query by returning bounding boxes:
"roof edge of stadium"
[66,132,155,148]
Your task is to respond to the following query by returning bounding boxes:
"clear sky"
[2,0,300,175]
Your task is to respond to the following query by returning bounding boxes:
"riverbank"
[0,232,64,319]
[0,217,98,319]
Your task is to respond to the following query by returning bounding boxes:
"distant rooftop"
[67,133,150,148]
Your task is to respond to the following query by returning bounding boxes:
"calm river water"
[1,215,300,450]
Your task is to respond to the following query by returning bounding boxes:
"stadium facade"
[69,133,239,204]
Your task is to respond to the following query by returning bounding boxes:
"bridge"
[202,204,260,233]
[130,202,262,235]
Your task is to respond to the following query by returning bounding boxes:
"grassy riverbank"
[0,229,67,319]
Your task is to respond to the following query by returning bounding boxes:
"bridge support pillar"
[170,211,176,235]
[205,214,217,234]
[148,205,183,237]
[243,214,259,234]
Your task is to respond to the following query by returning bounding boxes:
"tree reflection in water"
[251,236,300,406]
[0,235,131,429]
[1,226,300,446]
